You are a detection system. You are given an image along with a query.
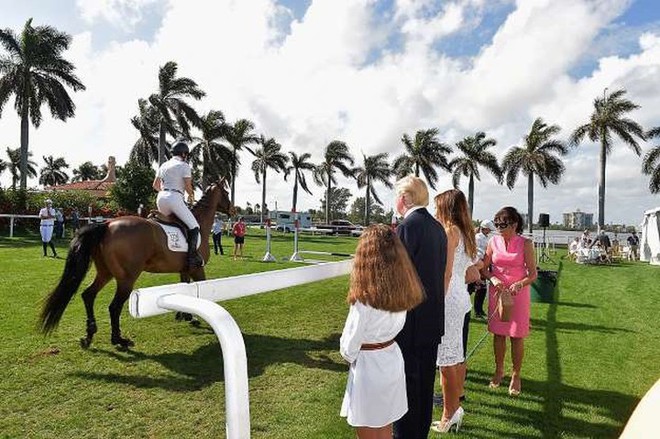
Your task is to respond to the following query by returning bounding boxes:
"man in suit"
[393,176,447,438]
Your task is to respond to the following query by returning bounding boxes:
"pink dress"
[487,234,531,338]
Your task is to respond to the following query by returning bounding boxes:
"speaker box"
[538,213,550,228]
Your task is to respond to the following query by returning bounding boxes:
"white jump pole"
[262,218,276,262]
[10,216,14,238]
[290,211,303,262]
[156,294,249,439]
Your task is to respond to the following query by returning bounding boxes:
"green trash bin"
[531,270,557,303]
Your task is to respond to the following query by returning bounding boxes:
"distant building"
[563,209,594,229]
[49,156,116,198]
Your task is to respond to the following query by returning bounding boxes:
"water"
[523,229,634,246]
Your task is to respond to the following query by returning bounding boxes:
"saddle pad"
[157,223,201,252]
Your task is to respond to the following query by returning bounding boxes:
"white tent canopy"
[640,207,660,265]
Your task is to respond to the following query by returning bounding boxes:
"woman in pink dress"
[482,206,537,396]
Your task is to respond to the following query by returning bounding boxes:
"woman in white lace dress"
[432,189,481,433]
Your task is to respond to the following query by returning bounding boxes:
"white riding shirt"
[158,156,191,194]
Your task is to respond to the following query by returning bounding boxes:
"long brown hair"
[347,224,425,312]
[434,189,477,259]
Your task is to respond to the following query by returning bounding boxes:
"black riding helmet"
[171,141,190,157]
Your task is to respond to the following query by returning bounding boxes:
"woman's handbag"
[498,289,514,322]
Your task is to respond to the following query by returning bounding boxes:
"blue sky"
[1,0,660,226]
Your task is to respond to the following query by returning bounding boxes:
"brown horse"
[39,179,234,348]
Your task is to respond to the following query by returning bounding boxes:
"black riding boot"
[186,227,204,269]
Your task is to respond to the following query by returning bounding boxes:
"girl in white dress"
[432,189,481,433]
[340,224,425,439]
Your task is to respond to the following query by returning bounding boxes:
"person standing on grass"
[470,219,495,319]
[482,206,537,397]
[232,216,246,260]
[39,199,58,258]
[211,214,224,255]
[392,176,447,439]
[627,231,640,261]
[340,224,424,439]
[70,208,80,235]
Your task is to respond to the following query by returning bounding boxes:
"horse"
[39,179,234,349]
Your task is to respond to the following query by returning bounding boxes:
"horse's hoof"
[175,312,185,321]
[80,338,91,349]
[112,337,135,349]
[189,318,201,327]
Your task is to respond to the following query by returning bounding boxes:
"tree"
[148,61,205,166]
[72,161,102,182]
[190,110,232,186]
[250,136,289,223]
[320,187,352,219]
[570,89,646,228]
[0,158,6,184]
[354,153,392,225]
[225,119,259,206]
[6,147,36,189]
[129,98,172,166]
[284,151,315,213]
[392,128,452,190]
[109,160,156,212]
[313,141,355,223]
[0,19,85,190]
[642,127,660,194]
[449,132,502,216]
[39,155,69,186]
[348,197,389,225]
[502,118,568,233]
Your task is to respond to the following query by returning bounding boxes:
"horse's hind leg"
[109,279,137,349]
[80,269,111,349]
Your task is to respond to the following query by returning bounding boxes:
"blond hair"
[395,176,429,207]
[348,224,425,312]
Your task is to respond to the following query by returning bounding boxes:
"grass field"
[0,228,658,438]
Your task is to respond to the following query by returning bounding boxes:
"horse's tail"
[40,222,109,334]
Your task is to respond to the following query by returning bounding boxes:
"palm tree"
[354,153,392,225]
[250,136,289,224]
[148,61,205,165]
[450,132,502,215]
[6,147,36,189]
[502,118,568,233]
[39,155,69,186]
[570,89,646,228]
[392,128,452,189]
[284,151,315,213]
[313,141,355,223]
[0,19,85,190]
[225,119,259,206]
[72,161,101,182]
[190,110,232,187]
[129,98,174,166]
[642,127,660,194]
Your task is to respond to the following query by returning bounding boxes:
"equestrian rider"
[152,141,203,268]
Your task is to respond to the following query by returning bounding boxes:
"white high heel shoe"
[430,406,464,433]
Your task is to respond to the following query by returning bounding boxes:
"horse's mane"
[191,184,216,214]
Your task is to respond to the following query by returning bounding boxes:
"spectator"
[482,206,537,397]
[569,237,580,260]
[54,208,64,239]
[469,219,495,319]
[70,208,80,235]
[38,199,58,257]
[627,231,640,261]
[392,176,447,439]
[339,224,424,439]
[232,216,246,260]
[212,214,224,255]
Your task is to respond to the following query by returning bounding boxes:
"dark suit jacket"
[395,208,447,348]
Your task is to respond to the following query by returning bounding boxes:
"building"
[49,156,116,198]
[563,209,594,229]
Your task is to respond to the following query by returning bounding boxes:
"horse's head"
[213,178,235,216]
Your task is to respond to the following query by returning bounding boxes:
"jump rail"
[128,259,353,439]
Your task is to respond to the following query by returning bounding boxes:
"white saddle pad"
[157,223,201,252]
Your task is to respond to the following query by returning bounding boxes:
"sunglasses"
[494,221,512,229]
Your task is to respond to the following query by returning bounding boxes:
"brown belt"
[361,339,395,351]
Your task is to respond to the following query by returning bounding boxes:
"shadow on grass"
[72,332,344,391]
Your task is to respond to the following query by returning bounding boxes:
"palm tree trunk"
[292,173,299,213]
[527,173,534,234]
[364,181,371,226]
[415,163,420,177]
[19,106,29,191]
[598,136,607,229]
[261,168,267,224]
[231,149,237,207]
[158,121,166,166]
[468,174,475,217]
[325,173,331,223]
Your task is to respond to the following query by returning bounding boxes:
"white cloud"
[76,0,158,30]
[1,0,659,227]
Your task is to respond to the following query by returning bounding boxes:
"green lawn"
[0,230,658,438]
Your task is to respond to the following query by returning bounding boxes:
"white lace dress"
[437,237,473,367]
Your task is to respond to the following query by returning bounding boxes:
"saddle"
[148,210,189,240]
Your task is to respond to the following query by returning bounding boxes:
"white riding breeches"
[40,224,54,243]
[157,191,199,229]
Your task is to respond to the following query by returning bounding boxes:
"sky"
[1,0,660,227]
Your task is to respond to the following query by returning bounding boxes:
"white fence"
[0,214,105,237]
[128,259,353,439]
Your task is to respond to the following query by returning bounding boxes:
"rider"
[152,141,203,268]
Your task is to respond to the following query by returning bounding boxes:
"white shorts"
[156,191,199,229]
[40,224,54,243]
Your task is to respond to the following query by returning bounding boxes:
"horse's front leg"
[109,280,136,349]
